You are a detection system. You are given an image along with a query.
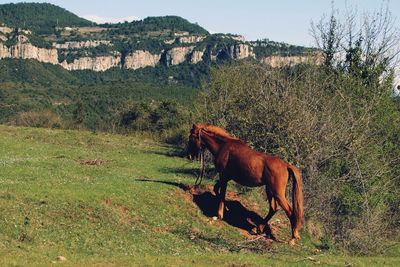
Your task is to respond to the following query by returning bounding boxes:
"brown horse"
[186,123,304,245]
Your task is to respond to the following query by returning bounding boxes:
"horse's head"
[186,123,237,160]
[186,124,204,160]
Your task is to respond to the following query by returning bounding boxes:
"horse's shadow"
[135,179,265,233]
[192,190,264,231]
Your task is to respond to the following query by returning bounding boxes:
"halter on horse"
[186,123,304,245]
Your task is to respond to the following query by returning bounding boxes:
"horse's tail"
[288,164,304,231]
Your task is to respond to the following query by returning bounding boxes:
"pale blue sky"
[0,0,399,46]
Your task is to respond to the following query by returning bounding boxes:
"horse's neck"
[201,131,228,156]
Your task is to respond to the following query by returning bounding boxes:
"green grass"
[0,125,399,266]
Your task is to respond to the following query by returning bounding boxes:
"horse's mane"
[196,123,240,141]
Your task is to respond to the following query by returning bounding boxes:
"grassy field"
[0,125,399,266]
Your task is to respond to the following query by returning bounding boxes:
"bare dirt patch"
[153,226,172,234]
[78,159,111,166]
[102,198,133,225]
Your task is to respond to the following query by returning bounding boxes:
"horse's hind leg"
[213,179,221,196]
[274,191,299,245]
[254,188,278,236]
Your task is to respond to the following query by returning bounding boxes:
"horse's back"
[223,141,267,186]
[233,143,291,184]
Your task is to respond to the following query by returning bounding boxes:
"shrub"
[14,110,63,128]
[198,62,400,254]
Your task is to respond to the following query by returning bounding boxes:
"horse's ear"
[194,123,207,130]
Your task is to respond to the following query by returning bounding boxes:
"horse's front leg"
[217,179,228,220]
[213,179,221,196]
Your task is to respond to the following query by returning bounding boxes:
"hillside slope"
[0,3,94,33]
[0,125,399,266]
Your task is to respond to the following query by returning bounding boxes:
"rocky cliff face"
[190,49,205,64]
[0,26,13,34]
[53,40,112,49]
[61,55,121,71]
[0,43,9,57]
[124,50,161,69]
[165,46,194,66]
[260,54,322,67]
[229,44,255,59]
[0,37,58,64]
[179,36,205,44]
[0,25,313,72]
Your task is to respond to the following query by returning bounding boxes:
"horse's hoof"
[258,224,267,234]
[250,227,258,235]
[289,238,296,246]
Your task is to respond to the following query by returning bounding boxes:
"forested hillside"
[0,3,94,33]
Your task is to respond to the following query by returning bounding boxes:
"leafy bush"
[198,62,400,254]
[118,100,191,132]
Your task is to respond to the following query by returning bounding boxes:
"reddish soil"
[102,198,133,225]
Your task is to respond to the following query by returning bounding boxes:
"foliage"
[311,3,400,85]
[112,38,165,57]
[26,33,52,49]
[0,59,198,135]
[0,3,94,34]
[13,110,63,128]
[198,62,400,254]
[251,39,315,58]
[103,16,209,35]
[57,44,116,63]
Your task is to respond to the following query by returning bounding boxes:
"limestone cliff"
[0,34,7,42]
[53,40,112,49]
[164,36,205,45]
[0,36,58,64]
[260,54,322,67]
[124,50,161,69]
[0,25,314,72]
[179,36,205,44]
[165,46,194,66]
[229,44,255,59]
[190,49,205,64]
[0,26,13,34]
[0,43,9,57]
[61,55,121,71]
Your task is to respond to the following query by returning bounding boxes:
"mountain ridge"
[0,2,317,72]
[0,2,94,33]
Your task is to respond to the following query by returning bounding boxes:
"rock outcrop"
[164,36,205,45]
[229,44,255,59]
[260,54,323,67]
[53,40,112,49]
[124,50,161,69]
[61,55,121,71]
[165,46,194,66]
[0,34,7,42]
[0,43,9,56]
[0,26,13,34]
[0,37,58,64]
[190,49,205,64]
[0,25,315,72]
[179,36,205,44]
